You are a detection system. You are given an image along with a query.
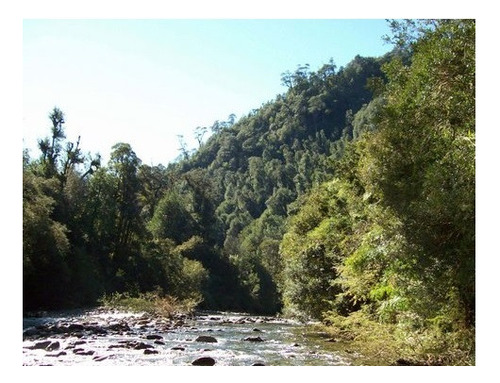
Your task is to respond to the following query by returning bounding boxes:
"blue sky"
[23,19,393,166]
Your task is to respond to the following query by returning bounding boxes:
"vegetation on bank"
[98,290,199,318]
[23,19,475,365]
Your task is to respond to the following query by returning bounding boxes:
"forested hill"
[24,19,475,364]
[163,53,392,313]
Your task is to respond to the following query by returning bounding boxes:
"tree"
[23,169,71,309]
[108,143,143,254]
[363,19,475,326]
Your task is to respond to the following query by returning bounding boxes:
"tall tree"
[108,143,143,254]
[364,19,475,325]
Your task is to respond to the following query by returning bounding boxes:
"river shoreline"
[23,308,356,366]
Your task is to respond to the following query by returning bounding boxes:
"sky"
[23,19,394,166]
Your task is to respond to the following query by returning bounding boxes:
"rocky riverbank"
[23,308,347,366]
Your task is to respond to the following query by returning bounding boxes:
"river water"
[22,309,358,366]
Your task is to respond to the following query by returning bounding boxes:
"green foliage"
[23,170,71,309]
[278,19,475,364]
[147,191,194,243]
[363,19,475,326]
[23,20,474,365]
[99,290,198,317]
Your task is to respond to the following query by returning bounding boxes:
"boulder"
[108,344,127,349]
[195,335,218,343]
[44,341,60,351]
[243,336,264,342]
[68,323,85,332]
[133,341,154,350]
[29,340,51,350]
[146,334,163,340]
[192,357,216,366]
[108,322,130,332]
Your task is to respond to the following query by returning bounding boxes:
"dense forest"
[23,20,475,364]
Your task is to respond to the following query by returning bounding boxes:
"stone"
[93,355,108,362]
[243,336,264,342]
[252,362,265,366]
[133,342,154,350]
[46,341,60,351]
[108,344,125,349]
[174,320,184,327]
[146,334,163,340]
[144,349,159,355]
[46,351,67,357]
[68,323,85,332]
[29,340,51,350]
[171,346,185,351]
[192,357,216,366]
[394,358,422,366]
[195,335,218,343]
[108,322,130,332]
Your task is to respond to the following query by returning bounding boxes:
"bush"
[99,290,198,317]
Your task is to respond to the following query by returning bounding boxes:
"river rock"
[108,344,125,349]
[192,357,216,366]
[93,355,108,362]
[174,320,184,327]
[144,349,159,355]
[252,362,265,366]
[46,341,60,351]
[29,340,52,350]
[394,358,424,366]
[243,336,264,342]
[171,346,185,351]
[47,351,67,358]
[108,322,130,332]
[133,341,154,350]
[195,335,218,343]
[68,323,85,332]
[146,334,163,340]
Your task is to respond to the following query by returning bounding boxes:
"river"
[22,308,364,366]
